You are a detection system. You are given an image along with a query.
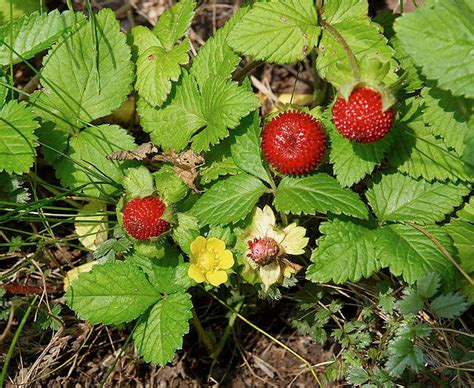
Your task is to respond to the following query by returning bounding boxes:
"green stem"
[210,299,244,361]
[0,296,38,386]
[207,291,322,387]
[319,18,360,81]
[192,308,217,354]
[233,60,264,83]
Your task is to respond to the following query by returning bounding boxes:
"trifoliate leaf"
[317,17,394,88]
[307,217,381,284]
[422,86,472,154]
[153,0,195,51]
[137,71,205,152]
[386,338,424,377]
[366,173,470,225]
[133,291,192,366]
[230,111,270,184]
[153,165,189,204]
[446,220,474,273]
[416,272,441,299]
[323,0,368,24]
[376,224,458,290]
[135,39,190,107]
[172,213,200,255]
[0,100,39,174]
[74,200,108,251]
[0,10,86,65]
[326,119,393,187]
[394,0,474,98]
[32,9,132,130]
[123,166,155,198]
[397,291,424,315]
[227,0,320,64]
[191,173,268,226]
[190,7,245,87]
[128,25,163,60]
[66,261,161,324]
[191,76,259,152]
[55,125,137,198]
[430,293,469,318]
[387,98,469,182]
[274,174,368,219]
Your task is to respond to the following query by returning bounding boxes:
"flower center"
[198,250,219,271]
[247,237,280,266]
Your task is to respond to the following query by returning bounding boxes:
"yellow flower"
[245,205,307,290]
[188,236,234,286]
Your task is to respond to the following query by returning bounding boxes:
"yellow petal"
[206,270,228,286]
[188,264,205,283]
[254,205,276,236]
[219,250,234,269]
[267,227,285,245]
[190,236,206,256]
[281,224,308,255]
[259,261,281,290]
[206,237,226,253]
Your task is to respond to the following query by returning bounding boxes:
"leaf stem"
[318,17,360,81]
[407,222,474,285]
[0,296,38,386]
[207,291,323,387]
[233,60,264,83]
[192,308,217,354]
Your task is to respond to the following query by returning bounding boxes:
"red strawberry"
[332,87,394,143]
[123,196,170,240]
[247,237,280,266]
[261,110,327,175]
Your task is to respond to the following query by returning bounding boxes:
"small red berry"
[123,196,170,240]
[261,110,327,175]
[332,87,394,144]
[247,237,280,266]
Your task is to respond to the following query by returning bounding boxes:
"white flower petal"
[259,261,281,290]
[281,224,309,255]
[254,205,276,237]
[267,227,285,245]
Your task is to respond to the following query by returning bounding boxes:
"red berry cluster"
[123,196,170,240]
[261,110,327,175]
[332,87,394,144]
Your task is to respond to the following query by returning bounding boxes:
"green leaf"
[416,272,441,299]
[128,25,162,60]
[190,7,245,87]
[0,172,30,203]
[430,293,469,318]
[0,100,39,174]
[133,291,192,366]
[462,130,474,179]
[191,173,268,226]
[32,9,132,130]
[376,224,458,290]
[346,366,369,386]
[191,76,259,152]
[0,0,43,25]
[0,10,86,66]
[230,111,270,184]
[390,35,423,92]
[55,125,137,198]
[66,261,161,324]
[446,220,474,273]
[35,121,69,164]
[274,174,368,219]
[457,197,474,223]
[137,71,205,152]
[327,121,393,187]
[200,157,240,185]
[323,0,368,24]
[123,166,155,198]
[154,165,189,204]
[227,0,320,64]
[394,0,474,98]
[135,39,190,107]
[421,86,472,154]
[316,18,394,88]
[307,217,381,284]
[366,173,470,225]
[148,248,192,294]
[397,292,424,315]
[386,338,424,377]
[172,213,200,255]
[387,99,469,182]
[153,0,195,51]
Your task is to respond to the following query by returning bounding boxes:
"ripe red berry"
[261,110,327,175]
[123,196,170,240]
[247,237,280,266]
[332,87,394,144]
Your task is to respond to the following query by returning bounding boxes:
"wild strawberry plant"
[0,0,473,384]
